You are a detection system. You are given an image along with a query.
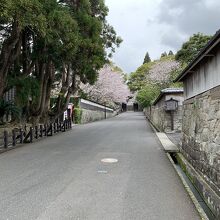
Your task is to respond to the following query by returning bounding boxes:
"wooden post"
[59,122,62,132]
[35,126,38,139]
[50,123,53,136]
[63,121,65,131]
[44,124,47,136]
[69,119,72,129]
[30,127,33,143]
[40,125,43,137]
[12,129,16,146]
[20,129,24,144]
[170,111,174,131]
[4,131,8,148]
[56,122,59,132]
[53,123,56,134]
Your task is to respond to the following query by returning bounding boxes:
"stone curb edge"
[148,120,210,220]
[166,153,209,220]
[145,116,160,133]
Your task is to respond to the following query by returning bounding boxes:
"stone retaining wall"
[81,109,116,124]
[144,106,182,132]
[181,85,220,217]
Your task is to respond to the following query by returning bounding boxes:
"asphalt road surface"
[0,112,200,220]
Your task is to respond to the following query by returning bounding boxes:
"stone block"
[214,136,220,145]
[209,119,217,131]
[217,173,220,186]
[201,128,210,142]
[210,86,220,100]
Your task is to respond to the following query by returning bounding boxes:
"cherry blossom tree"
[81,65,131,106]
[128,55,181,107]
[149,60,180,83]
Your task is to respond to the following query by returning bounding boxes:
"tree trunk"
[40,61,55,123]
[52,71,79,121]
[0,20,21,98]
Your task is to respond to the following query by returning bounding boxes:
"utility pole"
[105,102,107,119]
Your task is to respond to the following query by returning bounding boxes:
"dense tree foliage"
[0,0,122,124]
[128,55,180,107]
[136,84,160,108]
[130,32,211,108]
[175,33,212,65]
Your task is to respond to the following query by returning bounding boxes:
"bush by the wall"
[74,108,82,124]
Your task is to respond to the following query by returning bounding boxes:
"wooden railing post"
[70,119,72,129]
[44,124,47,136]
[50,123,53,136]
[53,123,56,134]
[35,126,38,139]
[56,122,59,132]
[12,129,16,146]
[59,122,62,132]
[30,127,33,143]
[4,131,8,149]
[20,128,24,144]
[40,125,43,137]
[63,121,66,132]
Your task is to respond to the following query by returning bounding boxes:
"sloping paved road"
[0,112,199,220]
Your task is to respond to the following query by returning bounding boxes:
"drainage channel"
[169,152,216,220]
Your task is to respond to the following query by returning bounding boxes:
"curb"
[145,116,159,133]
[154,131,209,220]
[167,153,209,220]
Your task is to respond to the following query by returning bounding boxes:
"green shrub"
[0,99,21,124]
[136,83,160,108]
[74,108,82,124]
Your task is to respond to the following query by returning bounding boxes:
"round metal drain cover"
[101,158,118,163]
[97,170,108,174]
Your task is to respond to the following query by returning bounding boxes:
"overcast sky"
[105,0,220,73]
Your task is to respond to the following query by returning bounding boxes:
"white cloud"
[157,0,220,38]
[105,0,220,73]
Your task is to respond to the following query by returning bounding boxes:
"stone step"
[156,132,179,152]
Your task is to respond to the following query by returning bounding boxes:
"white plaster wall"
[185,49,220,99]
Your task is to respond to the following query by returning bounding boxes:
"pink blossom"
[149,60,180,82]
[81,65,131,105]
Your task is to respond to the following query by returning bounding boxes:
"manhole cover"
[101,158,118,163]
[97,170,108,174]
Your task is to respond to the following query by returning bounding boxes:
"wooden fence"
[0,119,72,150]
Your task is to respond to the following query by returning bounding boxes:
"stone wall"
[81,109,116,124]
[144,105,183,132]
[182,85,220,217]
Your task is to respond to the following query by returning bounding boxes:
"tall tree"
[168,50,174,56]
[0,0,122,124]
[52,0,122,120]
[0,0,45,98]
[143,52,151,64]
[161,51,167,58]
[175,33,212,65]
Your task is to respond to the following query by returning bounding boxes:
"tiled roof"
[161,88,184,93]
[153,88,183,105]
